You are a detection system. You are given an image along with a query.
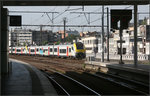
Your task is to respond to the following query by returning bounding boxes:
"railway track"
[10,55,149,95]
[95,71,149,94]
[65,72,146,95]
[42,70,100,96]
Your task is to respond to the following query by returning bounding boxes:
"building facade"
[32,30,55,45]
[10,28,32,46]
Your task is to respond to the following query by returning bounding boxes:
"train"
[9,42,86,59]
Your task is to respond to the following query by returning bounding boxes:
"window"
[13,49,15,51]
[72,47,74,51]
[50,48,53,52]
[31,49,35,52]
[36,48,39,52]
[54,48,57,52]
[60,49,66,53]
[69,48,71,52]
[43,49,46,52]
[17,49,21,52]
[76,42,84,49]
[86,47,92,50]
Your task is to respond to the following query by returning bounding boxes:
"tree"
[42,41,48,45]
[65,34,79,43]
[55,41,60,45]
[23,42,26,46]
[142,17,147,25]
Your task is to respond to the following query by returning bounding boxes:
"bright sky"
[5,5,150,32]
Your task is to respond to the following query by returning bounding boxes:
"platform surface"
[2,59,57,96]
[85,60,150,75]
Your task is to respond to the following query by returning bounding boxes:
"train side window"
[13,49,15,51]
[50,48,53,52]
[54,48,57,52]
[60,49,66,53]
[69,48,71,52]
[43,49,45,52]
[17,49,21,52]
[72,47,74,51]
[31,49,35,52]
[36,48,39,52]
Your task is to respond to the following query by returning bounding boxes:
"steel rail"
[55,72,101,96]
[84,72,148,95]
[42,72,70,96]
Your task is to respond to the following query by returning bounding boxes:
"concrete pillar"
[101,5,104,62]
[0,2,1,75]
[134,5,138,66]
[1,7,9,74]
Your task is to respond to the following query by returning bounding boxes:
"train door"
[71,45,75,57]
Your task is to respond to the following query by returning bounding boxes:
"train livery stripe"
[21,48,23,54]
[35,48,36,55]
[15,48,16,54]
[48,47,50,55]
[67,46,69,56]
[29,48,30,55]
[57,47,59,56]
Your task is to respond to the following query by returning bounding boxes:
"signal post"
[111,10,132,64]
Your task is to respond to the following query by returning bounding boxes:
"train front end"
[74,42,86,59]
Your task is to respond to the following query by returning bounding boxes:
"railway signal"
[111,10,132,64]
[110,10,132,29]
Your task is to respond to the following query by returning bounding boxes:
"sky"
[5,5,150,32]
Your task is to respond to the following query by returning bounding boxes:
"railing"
[95,53,150,61]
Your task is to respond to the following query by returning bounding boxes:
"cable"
[53,6,70,20]
[32,13,45,23]
[124,5,133,9]
[45,6,70,24]
[90,16,107,24]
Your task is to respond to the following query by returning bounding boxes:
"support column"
[0,2,2,75]
[63,17,66,43]
[134,5,138,66]
[119,27,124,64]
[101,5,104,62]
[107,7,109,61]
[1,7,9,74]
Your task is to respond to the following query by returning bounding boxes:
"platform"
[85,60,150,84]
[2,59,58,96]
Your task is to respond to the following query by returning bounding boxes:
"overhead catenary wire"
[53,6,70,20]
[46,6,70,24]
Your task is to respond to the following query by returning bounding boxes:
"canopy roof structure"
[2,0,150,6]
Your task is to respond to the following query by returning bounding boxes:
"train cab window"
[54,48,57,52]
[69,48,71,52]
[50,48,53,52]
[76,42,84,49]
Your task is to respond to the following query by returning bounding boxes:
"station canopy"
[2,0,150,6]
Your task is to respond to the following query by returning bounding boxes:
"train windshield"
[76,42,84,49]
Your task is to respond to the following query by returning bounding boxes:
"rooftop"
[3,0,149,6]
